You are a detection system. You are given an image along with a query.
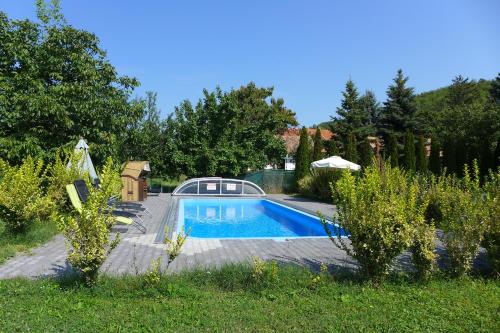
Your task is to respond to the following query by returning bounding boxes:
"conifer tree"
[428,138,441,175]
[294,127,311,181]
[388,134,399,167]
[416,134,427,172]
[312,127,323,161]
[345,132,358,163]
[495,137,500,168]
[443,139,457,174]
[404,130,416,171]
[381,69,417,139]
[331,80,374,143]
[359,138,374,168]
[326,140,340,156]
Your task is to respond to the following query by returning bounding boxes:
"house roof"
[281,128,334,153]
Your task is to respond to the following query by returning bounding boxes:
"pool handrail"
[171,177,266,196]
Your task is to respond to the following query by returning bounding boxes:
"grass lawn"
[0,220,58,264]
[0,265,498,332]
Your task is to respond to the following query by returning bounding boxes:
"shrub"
[298,169,343,202]
[323,162,426,282]
[483,168,500,276]
[0,156,54,233]
[437,163,486,277]
[410,222,436,280]
[297,175,314,198]
[58,157,120,285]
[251,257,279,289]
[46,150,85,209]
[165,225,190,267]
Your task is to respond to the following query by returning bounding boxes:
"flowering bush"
[0,156,54,233]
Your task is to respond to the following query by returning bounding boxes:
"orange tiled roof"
[281,128,334,153]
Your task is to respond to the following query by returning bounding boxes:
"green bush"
[483,168,500,276]
[58,157,121,285]
[437,163,486,277]
[46,150,85,210]
[297,169,343,202]
[0,157,54,233]
[324,162,427,282]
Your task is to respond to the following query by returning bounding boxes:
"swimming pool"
[177,198,347,239]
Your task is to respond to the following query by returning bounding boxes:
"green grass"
[0,265,498,332]
[0,219,58,264]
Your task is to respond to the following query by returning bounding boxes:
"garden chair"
[66,184,145,232]
[74,179,152,219]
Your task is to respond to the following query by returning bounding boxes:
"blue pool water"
[178,198,347,239]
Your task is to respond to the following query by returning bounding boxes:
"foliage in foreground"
[324,162,429,281]
[57,157,121,285]
[435,163,488,277]
[0,266,498,332]
[0,157,54,233]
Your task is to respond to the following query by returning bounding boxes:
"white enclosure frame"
[172,177,266,196]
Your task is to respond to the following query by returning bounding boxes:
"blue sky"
[1,0,499,126]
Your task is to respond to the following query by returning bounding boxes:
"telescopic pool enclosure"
[172,177,266,196]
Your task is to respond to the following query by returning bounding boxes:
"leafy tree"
[381,69,417,139]
[428,138,441,175]
[447,75,481,107]
[359,138,374,168]
[404,130,416,172]
[163,83,297,178]
[125,92,164,176]
[387,134,399,167]
[330,80,374,143]
[490,73,500,104]
[294,127,311,181]
[344,132,358,163]
[416,135,427,172]
[312,127,324,161]
[0,6,144,165]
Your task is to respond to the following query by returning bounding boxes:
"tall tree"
[312,127,324,161]
[331,79,374,143]
[360,90,381,128]
[415,135,427,172]
[494,137,500,169]
[428,138,441,175]
[447,75,481,107]
[381,69,417,139]
[344,132,358,163]
[404,130,416,172]
[359,138,374,168]
[387,134,399,167]
[490,73,500,104]
[294,127,311,181]
[0,6,143,165]
[163,83,297,178]
[326,140,340,156]
[442,139,457,174]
